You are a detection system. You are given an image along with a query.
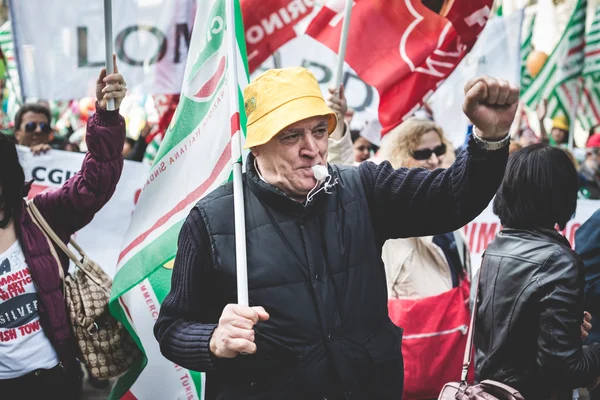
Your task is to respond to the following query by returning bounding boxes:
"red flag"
[241,0,316,73]
[306,0,493,135]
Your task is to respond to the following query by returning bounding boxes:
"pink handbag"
[438,267,525,400]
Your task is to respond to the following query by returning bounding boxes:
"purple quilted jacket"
[15,108,125,369]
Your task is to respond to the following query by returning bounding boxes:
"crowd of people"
[1,61,600,400]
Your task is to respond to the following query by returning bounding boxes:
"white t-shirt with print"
[0,240,60,378]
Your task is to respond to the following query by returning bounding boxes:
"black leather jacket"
[475,229,600,400]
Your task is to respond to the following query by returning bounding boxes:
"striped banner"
[520,14,536,94]
[522,0,586,121]
[108,0,249,398]
[0,22,21,123]
[578,6,600,132]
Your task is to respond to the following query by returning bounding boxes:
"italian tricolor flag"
[521,0,587,120]
[108,0,249,398]
[578,5,600,131]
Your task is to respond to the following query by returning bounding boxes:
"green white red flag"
[521,0,587,122]
[108,0,249,398]
[578,5,600,132]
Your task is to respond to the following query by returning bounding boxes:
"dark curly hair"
[0,132,25,228]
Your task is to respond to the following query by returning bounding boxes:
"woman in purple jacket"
[0,65,127,398]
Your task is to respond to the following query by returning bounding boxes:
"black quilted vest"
[197,159,404,400]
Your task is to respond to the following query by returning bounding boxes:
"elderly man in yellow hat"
[155,67,519,399]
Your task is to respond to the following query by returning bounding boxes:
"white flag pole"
[333,0,354,88]
[103,0,116,111]
[225,0,249,306]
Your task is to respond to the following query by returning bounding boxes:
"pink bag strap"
[461,255,484,383]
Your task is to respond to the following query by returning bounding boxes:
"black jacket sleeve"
[536,250,600,387]
[576,210,600,315]
[154,207,220,372]
[358,135,508,241]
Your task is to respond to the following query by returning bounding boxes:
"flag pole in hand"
[103,0,116,111]
[225,0,249,306]
[333,0,354,88]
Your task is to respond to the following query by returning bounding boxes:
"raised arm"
[34,60,127,237]
[360,138,507,240]
[360,76,518,241]
[537,99,550,144]
[327,84,356,166]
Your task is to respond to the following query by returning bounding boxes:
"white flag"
[10,0,195,100]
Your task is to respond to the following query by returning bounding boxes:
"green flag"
[522,0,587,122]
[108,0,249,398]
[578,6,600,132]
[520,14,536,94]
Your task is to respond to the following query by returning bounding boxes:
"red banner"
[242,0,316,73]
[306,0,493,135]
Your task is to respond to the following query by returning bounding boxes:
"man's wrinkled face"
[15,112,52,147]
[252,116,329,202]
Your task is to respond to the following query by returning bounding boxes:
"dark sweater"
[154,136,508,372]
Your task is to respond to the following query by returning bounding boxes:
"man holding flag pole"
[154,1,519,399]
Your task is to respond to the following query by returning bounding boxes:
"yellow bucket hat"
[552,115,569,131]
[243,67,337,149]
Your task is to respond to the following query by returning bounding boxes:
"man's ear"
[250,147,259,157]
[14,129,23,144]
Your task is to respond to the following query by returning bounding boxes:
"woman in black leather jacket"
[475,143,600,400]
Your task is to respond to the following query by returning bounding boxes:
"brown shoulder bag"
[27,201,142,380]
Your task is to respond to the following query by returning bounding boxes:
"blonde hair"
[380,117,446,168]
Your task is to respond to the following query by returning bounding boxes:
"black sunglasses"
[24,122,52,134]
[412,143,447,161]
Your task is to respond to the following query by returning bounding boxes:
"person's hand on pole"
[209,304,270,358]
[327,84,348,140]
[462,76,520,141]
[96,54,127,110]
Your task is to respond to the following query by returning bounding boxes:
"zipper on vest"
[402,324,468,339]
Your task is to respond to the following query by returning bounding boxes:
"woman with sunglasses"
[0,62,127,399]
[378,117,472,399]
[379,117,468,298]
[383,118,451,171]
